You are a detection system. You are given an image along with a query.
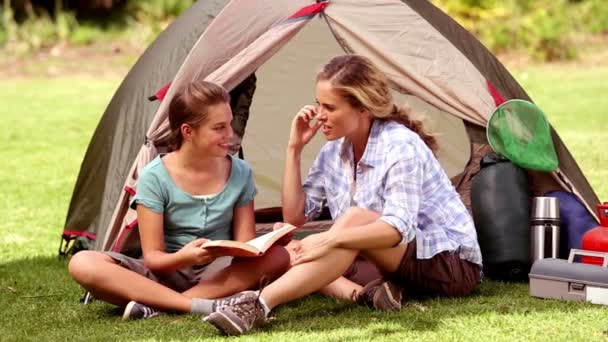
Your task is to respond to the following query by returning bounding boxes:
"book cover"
[202,224,297,257]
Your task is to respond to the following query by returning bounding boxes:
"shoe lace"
[214,291,256,311]
[231,275,270,328]
[213,275,271,312]
[140,305,160,318]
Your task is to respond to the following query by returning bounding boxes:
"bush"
[433,0,603,61]
[125,0,193,36]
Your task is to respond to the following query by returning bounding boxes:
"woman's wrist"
[286,142,303,154]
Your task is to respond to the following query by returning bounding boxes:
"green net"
[487,99,558,172]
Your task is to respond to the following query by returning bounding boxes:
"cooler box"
[529,249,608,305]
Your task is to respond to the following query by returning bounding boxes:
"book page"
[203,239,258,254]
[246,224,296,253]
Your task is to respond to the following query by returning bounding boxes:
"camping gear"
[581,203,608,265]
[59,0,601,257]
[486,99,558,172]
[530,197,560,262]
[471,153,531,281]
[529,249,608,305]
[545,191,599,259]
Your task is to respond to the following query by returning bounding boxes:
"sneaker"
[356,279,402,311]
[211,290,258,312]
[203,293,267,336]
[122,301,162,320]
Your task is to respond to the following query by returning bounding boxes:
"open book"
[202,224,297,258]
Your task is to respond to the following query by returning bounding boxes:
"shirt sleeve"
[302,152,327,222]
[378,155,422,245]
[130,170,165,213]
[236,166,258,207]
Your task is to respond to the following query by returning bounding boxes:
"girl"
[204,55,483,336]
[68,80,290,320]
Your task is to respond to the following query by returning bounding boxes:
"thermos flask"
[530,197,560,262]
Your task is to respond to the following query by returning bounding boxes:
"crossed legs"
[262,207,406,310]
[68,245,289,312]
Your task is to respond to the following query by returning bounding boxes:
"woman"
[68,80,289,320]
[204,54,483,336]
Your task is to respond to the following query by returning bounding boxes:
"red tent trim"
[112,219,138,252]
[149,82,172,102]
[288,2,329,19]
[62,230,97,240]
[486,80,506,106]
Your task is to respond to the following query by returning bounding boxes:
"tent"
[59,0,600,256]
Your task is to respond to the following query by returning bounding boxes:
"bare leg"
[69,246,290,311]
[319,276,362,301]
[68,251,191,311]
[183,245,289,298]
[262,207,407,309]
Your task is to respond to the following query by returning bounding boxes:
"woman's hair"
[167,80,230,149]
[317,55,438,152]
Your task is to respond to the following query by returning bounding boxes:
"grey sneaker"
[356,279,402,311]
[122,301,162,320]
[211,290,258,312]
[203,293,267,336]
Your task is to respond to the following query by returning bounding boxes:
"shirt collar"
[338,119,383,168]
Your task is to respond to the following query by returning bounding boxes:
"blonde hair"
[317,55,438,152]
[167,80,230,149]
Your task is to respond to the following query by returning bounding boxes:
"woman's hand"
[178,238,217,266]
[288,105,323,150]
[291,231,337,266]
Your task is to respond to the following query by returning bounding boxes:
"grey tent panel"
[63,0,230,242]
[402,0,599,209]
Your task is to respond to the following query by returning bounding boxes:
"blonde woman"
[204,55,483,336]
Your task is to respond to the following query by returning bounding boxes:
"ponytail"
[386,104,438,153]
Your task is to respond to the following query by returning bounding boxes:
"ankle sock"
[258,296,271,317]
[190,298,214,315]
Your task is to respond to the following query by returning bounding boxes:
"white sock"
[191,298,214,315]
[258,296,271,317]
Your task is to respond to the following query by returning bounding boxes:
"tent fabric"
[62,0,600,254]
[401,0,600,218]
[102,0,323,251]
[63,0,231,251]
[324,0,494,126]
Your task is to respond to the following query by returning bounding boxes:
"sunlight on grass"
[512,65,608,201]
[0,79,120,261]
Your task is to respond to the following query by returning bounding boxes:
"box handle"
[568,249,608,267]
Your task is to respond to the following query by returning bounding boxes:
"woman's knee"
[332,207,381,231]
[68,251,113,286]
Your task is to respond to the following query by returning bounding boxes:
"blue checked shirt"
[303,120,482,265]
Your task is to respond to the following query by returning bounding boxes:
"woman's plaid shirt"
[303,120,482,265]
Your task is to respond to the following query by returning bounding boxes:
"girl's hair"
[317,55,438,152]
[167,80,230,149]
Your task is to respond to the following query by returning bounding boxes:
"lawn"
[0,65,607,341]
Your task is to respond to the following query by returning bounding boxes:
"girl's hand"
[291,231,336,266]
[288,105,322,150]
[179,238,217,266]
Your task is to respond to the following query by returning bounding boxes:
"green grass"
[512,64,608,201]
[0,66,607,341]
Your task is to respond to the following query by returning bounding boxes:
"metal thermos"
[530,197,560,262]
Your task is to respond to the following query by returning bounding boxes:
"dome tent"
[60,0,600,255]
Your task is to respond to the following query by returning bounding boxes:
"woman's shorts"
[104,252,232,293]
[387,239,482,298]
